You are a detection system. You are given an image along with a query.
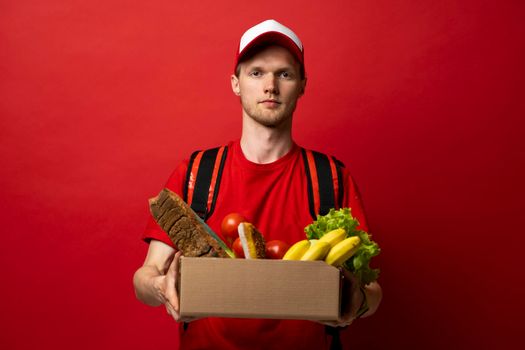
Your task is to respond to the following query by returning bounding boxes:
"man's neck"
[240,115,293,164]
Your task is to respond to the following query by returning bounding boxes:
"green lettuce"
[304,208,380,285]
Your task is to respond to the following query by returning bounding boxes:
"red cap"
[235,19,304,72]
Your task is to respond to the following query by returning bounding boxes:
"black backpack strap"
[333,156,345,210]
[183,145,228,220]
[325,326,344,350]
[303,148,346,348]
[301,148,345,220]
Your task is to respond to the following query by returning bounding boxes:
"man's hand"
[318,268,363,327]
[154,251,182,321]
[133,241,196,323]
[318,268,382,327]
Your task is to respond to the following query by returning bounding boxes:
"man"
[133,19,382,349]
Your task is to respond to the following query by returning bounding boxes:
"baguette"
[149,188,228,258]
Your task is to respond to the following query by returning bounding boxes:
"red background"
[1,0,524,349]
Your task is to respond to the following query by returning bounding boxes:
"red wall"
[1,1,523,349]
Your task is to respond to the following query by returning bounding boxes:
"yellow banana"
[283,240,311,260]
[325,236,361,267]
[300,241,331,261]
[318,228,346,248]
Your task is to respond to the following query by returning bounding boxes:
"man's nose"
[264,74,279,94]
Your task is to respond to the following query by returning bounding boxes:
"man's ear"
[231,74,240,96]
[299,77,307,96]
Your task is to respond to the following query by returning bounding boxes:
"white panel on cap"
[239,19,303,53]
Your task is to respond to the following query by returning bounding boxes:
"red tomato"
[232,237,245,258]
[221,213,247,246]
[265,240,290,259]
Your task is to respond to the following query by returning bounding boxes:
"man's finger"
[167,251,182,277]
[165,251,182,311]
[317,320,353,327]
[165,301,181,321]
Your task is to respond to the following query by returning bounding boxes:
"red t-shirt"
[143,140,369,350]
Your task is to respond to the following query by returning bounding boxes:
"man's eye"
[250,71,262,77]
[279,72,291,78]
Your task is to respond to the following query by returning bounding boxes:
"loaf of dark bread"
[149,188,228,258]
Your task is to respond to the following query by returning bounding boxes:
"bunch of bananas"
[282,228,361,267]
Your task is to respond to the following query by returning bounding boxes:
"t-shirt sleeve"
[341,167,370,233]
[142,159,190,247]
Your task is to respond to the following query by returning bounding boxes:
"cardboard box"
[178,257,341,320]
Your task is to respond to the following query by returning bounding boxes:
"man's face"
[231,45,306,128]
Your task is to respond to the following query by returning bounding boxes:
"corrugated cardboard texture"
[179,257,340,320]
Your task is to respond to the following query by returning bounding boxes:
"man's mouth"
[259,99,281,106]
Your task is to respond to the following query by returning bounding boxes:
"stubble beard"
[240,97,297,128]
